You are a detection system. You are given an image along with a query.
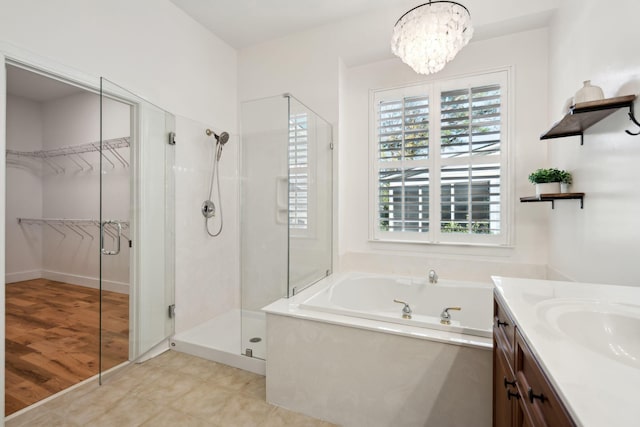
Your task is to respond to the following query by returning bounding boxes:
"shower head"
[205,129,230,145]
[216,131,230,145]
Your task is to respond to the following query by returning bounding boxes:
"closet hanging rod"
[18,217,130,227]
[18,218,130,242]
[6,137,130,159]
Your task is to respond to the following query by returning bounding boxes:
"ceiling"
[171,0,415,49]
[171,0,560,50]
[7,65,85,102]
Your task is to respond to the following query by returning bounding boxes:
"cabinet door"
[494,297,516,365]
[494,340,518,427]
[515,331,575,427]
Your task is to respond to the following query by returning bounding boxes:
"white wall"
[5,94,43,282]
[174,115,240,333]
[547,0,640,286]
[0,0,238,387]
[341,29,550,282]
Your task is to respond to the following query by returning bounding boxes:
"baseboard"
[5,269,44,284]
[43,270,129,294]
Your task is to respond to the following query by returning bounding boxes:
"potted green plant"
[559,170,572,193]
[528,168,571,196]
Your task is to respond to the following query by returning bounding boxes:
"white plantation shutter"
[372,71,508,244]
[289,113,308,230]
[376,93,430,234]
[439,84,502,236]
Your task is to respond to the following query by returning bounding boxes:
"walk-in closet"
[5,65,131,415]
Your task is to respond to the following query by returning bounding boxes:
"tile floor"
[6,351,337,427]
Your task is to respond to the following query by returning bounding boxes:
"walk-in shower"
[171,94,332,372]
[202,128,230,237]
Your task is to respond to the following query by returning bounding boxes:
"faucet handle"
[440,307,462,325]
[393,299,412,318]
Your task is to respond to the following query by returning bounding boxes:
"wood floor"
[5,279,129,415]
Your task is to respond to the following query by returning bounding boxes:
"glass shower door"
[100,78,175,380]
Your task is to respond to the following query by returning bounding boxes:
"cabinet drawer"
[515,331,575,427]
[494,296,516,362]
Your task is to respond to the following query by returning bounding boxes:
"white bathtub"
[299,272,493,338]
[264,271,494,426]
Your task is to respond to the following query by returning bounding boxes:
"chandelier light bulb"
[392,1,473,75]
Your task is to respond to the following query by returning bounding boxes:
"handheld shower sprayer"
[203,128,230,237]
[206,129,230,160]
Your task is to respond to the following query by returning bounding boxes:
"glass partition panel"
[100,78,175,381]
[240,94,333,360]
[287,96,333,296]
[240,96,289,360]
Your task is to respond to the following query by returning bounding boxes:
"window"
[289,112,309,230]
[371,71,509,245]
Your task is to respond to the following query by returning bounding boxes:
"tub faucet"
[440,307,461,325]
[428,269,438,284]
[393,299,412,319]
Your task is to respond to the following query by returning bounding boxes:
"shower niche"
[240,94,333,360]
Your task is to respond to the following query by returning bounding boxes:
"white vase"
[561,97,574,115]
[574,80,604,104]
[536,182,561,196]
[560,183,570,193]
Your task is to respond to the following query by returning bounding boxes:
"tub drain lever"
[393,299,412,319]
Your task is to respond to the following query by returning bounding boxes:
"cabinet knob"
[497,319,509,327]
[503,377,516,388]
[528,387,546,403]
[507,390,520,400]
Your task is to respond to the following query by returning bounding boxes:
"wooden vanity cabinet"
[493,294,575,427]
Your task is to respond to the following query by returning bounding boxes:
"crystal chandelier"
[391,1,473,75]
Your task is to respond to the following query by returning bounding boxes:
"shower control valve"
[202,200,216,218]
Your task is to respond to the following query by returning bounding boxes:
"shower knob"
[202,200,216,218]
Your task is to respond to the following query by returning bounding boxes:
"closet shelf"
[18,217,130,241]
[540,95,637,144]
[6,137,130,173]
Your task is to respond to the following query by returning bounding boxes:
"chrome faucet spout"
[428,269,438,284]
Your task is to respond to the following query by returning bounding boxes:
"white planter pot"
[535,182,561,196]
[560,183,571,193]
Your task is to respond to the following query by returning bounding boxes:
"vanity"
[492,277,640,427]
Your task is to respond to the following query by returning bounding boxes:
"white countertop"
[492,276,640,427]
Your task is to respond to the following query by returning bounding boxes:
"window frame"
[369,69,511,246]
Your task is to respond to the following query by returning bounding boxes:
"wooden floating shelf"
[520,193,585,209]
[541,95,637,144]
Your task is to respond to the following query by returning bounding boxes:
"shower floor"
[171,309,266,375]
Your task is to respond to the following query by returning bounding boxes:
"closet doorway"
[3,61,175,416]
[4,65,130,414]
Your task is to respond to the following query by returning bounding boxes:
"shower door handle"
[101,220,122,255]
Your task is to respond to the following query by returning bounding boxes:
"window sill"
[367,238,515,257]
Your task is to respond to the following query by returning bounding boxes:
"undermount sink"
[537,300,640,369]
